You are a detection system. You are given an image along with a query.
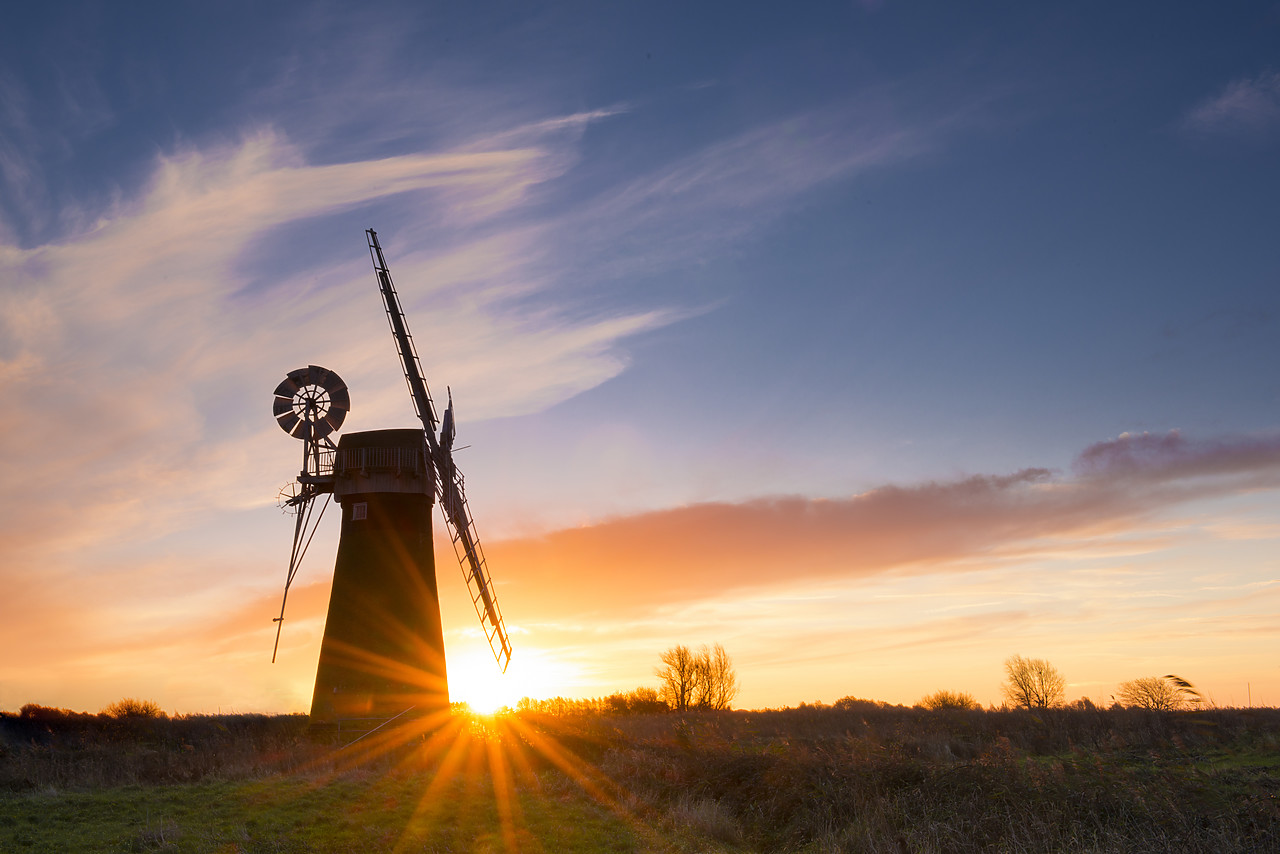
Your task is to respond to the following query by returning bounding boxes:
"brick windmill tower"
[269,230,511,728]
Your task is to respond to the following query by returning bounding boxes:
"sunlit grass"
[271,704,686,852]
[0,773,651,853]
[0,705,688,853]
[324,705,679,853]
[5,703,1280,851]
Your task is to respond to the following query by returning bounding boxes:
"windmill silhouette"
[271,229,511,727]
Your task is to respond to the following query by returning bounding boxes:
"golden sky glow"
[2,4,1279,717]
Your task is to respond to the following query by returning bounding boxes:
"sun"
[451,658,524,715]
[462,679,516,716]
[447,644,578,714]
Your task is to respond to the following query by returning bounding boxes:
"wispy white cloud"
[0,74,50,238]
[462,107,629,152]
[0,79,1178,713]
[0,120,675,599]
[507,76,1015,314]
[1182,71,1280,138]
[0,111,705,712]
[0,91,953,649]
[560,103,934,282]
[0,62,116,243]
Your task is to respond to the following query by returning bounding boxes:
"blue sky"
[2,2,1278,713]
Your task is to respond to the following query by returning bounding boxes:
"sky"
[1,1,1278,715]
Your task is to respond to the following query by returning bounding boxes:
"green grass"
[0,773,669,853]
[3,704,1279,852]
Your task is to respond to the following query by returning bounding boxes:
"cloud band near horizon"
[489,430,1280,619]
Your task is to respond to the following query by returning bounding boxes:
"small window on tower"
[352,502,368,521]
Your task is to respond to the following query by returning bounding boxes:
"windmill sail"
[366,228,512,672]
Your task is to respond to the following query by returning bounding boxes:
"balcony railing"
[334,446,425,475]
[303,449,336,479]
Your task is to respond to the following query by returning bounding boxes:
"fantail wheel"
[272,365,350,441]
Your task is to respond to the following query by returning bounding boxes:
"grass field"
[2,702,1278,852]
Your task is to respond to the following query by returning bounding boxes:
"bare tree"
[1116,674,1201,710]
[700,643,739,710]
[1001,655,1065,709]
[657,643,740,711]
[656,645,699,712]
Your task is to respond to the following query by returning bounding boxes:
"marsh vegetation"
[2,700,1278,852]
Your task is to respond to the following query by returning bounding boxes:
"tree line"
[517,650,1208,716]
[515,643,740,715]
[22,650,1211,722]
[920,655,1205,711]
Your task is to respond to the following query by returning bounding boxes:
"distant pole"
[1248,682,1251,708]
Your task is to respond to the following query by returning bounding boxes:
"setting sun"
[446,644,583,714]
[3,2,1280,849]
[1,0,1277,724]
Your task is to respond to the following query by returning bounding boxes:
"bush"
[520,687,671,716]
[18,704,81,722]
[102,698,167,719]
[1115,675,1201,710]
[919,690,980,710]
[831,696,893,712]
[605,687,669,714]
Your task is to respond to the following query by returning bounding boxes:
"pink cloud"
[490,431,1280,620]
[1075,430,1280,482]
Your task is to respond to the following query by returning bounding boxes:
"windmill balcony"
[332,429,432,502]
[301,449,337,479]
[336,446,423,475]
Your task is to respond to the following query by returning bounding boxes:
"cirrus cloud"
[1182,71,1280,138]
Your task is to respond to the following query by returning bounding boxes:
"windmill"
[270,228,511,726]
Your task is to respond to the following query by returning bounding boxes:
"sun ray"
[485,727,526,852]
[391,716,478,853]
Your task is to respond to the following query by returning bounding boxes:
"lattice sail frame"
[366,228,512,672]
[440,464,512,670]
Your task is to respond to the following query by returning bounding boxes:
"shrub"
[102,698,167,719]
[1115,675,1201,710]
[18,704,79,721]
[623,686,669,714]
[831,696,890,712]
[919,690,980,710]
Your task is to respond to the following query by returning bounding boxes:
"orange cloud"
[5,431,1277,713]
[490,432,1280,620]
